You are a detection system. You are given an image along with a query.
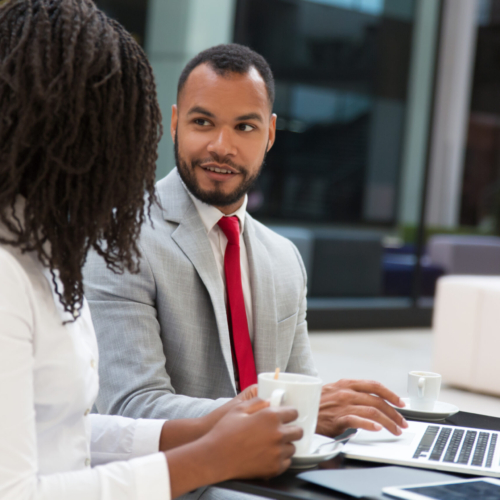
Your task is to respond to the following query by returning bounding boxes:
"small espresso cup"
[408,371,441,411]
[258,372,322,456]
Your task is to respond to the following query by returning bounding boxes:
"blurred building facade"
[96,0,500,329]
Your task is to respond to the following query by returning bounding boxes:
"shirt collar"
[179,173,248,234]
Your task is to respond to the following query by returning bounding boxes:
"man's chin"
[193,188,244,207]
[193,174,247,206]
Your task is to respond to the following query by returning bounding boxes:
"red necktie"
[217,216,257,391]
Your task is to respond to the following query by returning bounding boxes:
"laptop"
[342,420,500,477]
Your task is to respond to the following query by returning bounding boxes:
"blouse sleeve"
[90,414,166,465]
[0,252,170,500]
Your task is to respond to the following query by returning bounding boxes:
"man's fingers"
[275,406,299,424]
[341,405,403,435]
[282,424,303,443]
[319,388,408,430]
[341,391,408,429]
[368,393,408,429]
[337,414,386,433]
[345,380,405,407]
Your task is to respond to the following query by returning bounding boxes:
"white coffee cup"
[258,372,322,456]
[408,371,442,411]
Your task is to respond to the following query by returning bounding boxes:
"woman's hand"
[234,384,258,402]
[196,384,260,437]
[165,397,303,498]
[158,385,260,451]
[202,397,302,480]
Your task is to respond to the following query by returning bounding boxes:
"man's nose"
[207,127,237,157]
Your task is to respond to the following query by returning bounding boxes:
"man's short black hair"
[177,43,275,106]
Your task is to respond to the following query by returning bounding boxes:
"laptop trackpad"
[350,428,417,446]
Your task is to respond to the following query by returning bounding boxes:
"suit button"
[84,409,90,416]
[85,458,91,467]
[90,359,96,369]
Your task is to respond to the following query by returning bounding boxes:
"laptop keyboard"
[429,427,451,461]
[413,426,439,459]
[472,432,490,466]
[414,425,498,468]
[457,430,477,464]
[486,434,498,468]
[443,429,464,462]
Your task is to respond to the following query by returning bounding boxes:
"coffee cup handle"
[418,377,425,398]
[269,389,285,408]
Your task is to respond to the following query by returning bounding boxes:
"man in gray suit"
[84,44,406,451]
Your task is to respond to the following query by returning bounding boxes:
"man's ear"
[267,113,277,152]
[170,105,178,143]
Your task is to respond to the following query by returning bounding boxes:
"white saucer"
[396,398,459,421]
[290,434,345,469]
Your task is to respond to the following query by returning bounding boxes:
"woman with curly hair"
[0,1,301,498]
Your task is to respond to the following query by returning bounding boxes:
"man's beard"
[174,134,265,207]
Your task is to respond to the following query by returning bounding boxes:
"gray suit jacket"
[84,169,317,420]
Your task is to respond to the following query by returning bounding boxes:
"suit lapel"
[158,170,236,392]
[244,216,278,374]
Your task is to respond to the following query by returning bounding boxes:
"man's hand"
[316,379,408,437]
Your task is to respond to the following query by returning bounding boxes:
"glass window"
[460,0,500,233]
[235,0,414,226]
[234,0,442,320]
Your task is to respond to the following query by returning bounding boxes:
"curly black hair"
[177,43,275,105]
[0,0,162,319]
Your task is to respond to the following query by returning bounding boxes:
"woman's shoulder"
[0,243,54,301]
[0,245,36,329]
[0,242,34,289]
[0,244,28,281]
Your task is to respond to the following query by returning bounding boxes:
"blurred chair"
[383,250,444,297]
[309,229,383,297]
[432,275,500,396]
[267,226,314,279]
[428,235,500,275]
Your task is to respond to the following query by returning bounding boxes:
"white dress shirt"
[182,180,254,342]
[0,216,170,499]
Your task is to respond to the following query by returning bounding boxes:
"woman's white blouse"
[0,239,171,500]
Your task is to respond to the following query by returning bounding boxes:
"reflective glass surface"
[235,0,415,225]
[461,0,500,232]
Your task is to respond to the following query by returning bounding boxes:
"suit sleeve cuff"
[131,418,166,459]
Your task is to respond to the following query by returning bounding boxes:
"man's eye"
[194,119,210,126]
[237,124,254,132]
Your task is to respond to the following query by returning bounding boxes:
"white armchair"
[432,275,500,396]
